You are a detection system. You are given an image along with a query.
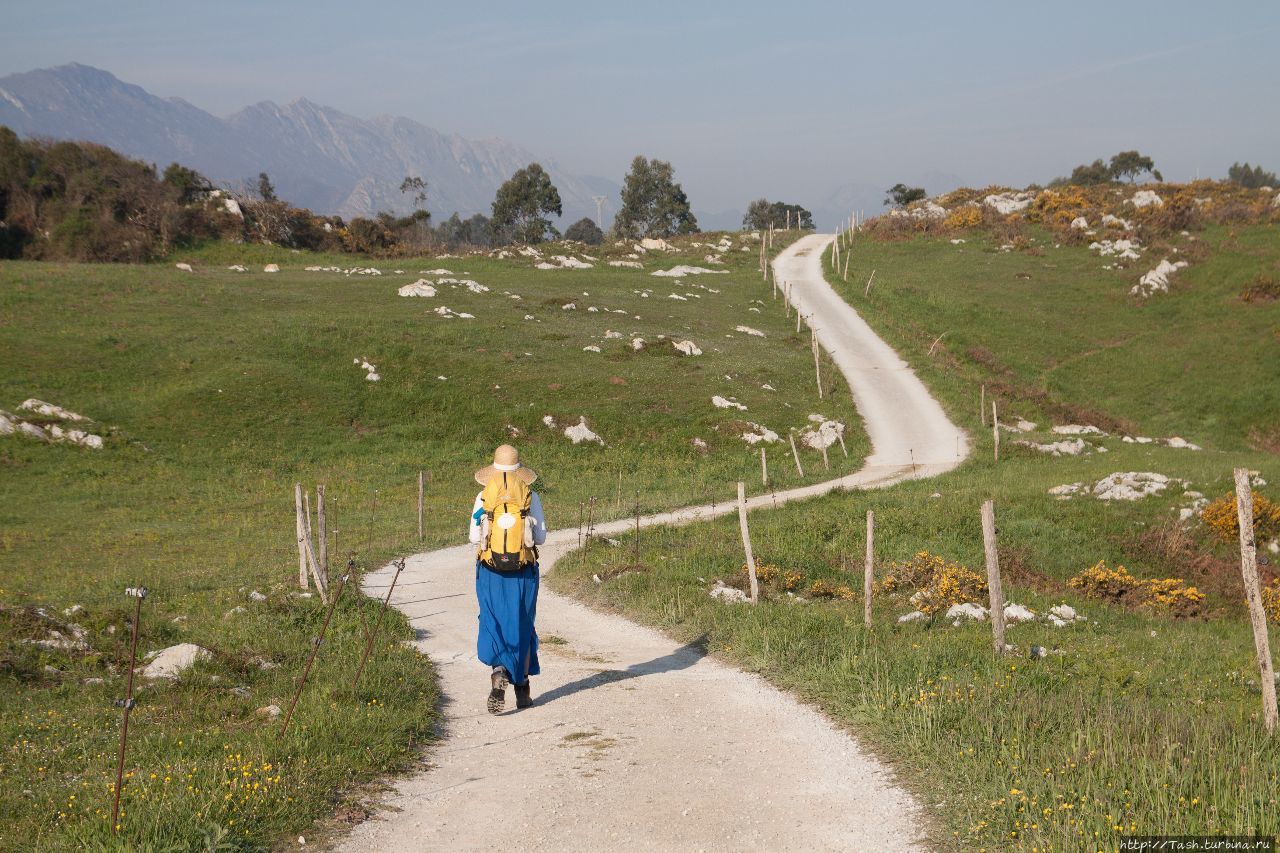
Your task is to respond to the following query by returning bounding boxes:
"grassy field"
[0,229,863,849]
[554,222,1280,850]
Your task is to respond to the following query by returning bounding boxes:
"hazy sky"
[3,0,1278,214]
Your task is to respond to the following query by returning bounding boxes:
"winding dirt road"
[341,234,968,852]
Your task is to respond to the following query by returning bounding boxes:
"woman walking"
[469,444,547,713]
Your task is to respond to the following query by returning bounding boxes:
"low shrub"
[879,551,987,616]
[1069,560,1205,617]
[1200,490,1280,542]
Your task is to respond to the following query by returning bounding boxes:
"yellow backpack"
[478,472,538,570]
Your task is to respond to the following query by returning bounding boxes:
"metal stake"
[112,586,147,835]
[352,559,406,689]
[279,573,350,739]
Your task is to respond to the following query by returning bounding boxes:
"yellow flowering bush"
[943,206,982,229]
[1069,560,1205,617]
[1200,490,1280,543]
[1262,581,1280,623]
[808,579,858,601]
[879,551,987,615]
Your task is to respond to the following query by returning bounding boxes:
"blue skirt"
[475,560,540,685]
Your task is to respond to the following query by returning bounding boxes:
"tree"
[256,171,277,201]
[883,183,926,208]
[1228,162,1278,189]
[613,155,698,239]
[1108,151,1162,183]
[563,217,603,245]
[162,163,211,204]
[1064,159,1112,186]
[399,175,428,210]
[491,163,562,244]
[742,198,814,230]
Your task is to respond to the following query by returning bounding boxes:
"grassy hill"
[0,230,862,848]
[555,213,1280,850]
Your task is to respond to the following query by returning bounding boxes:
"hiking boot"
[487,668,508,714]
[514,682,533,709]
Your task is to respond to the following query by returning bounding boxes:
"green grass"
[0,229,859,849]
[554,223,1280,850]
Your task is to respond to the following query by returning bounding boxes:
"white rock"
[712,395,747,411]
[631,337,646,351]
[1128,190,1164,208]
[175,262,193,272]
[983,191,1036,215]
[692,437,708,452]
[398,280,437,297]
[542,415,557,429]
[19,399,87,422]
[1164,436,1201,450]
[800,419,845,450]
[257,704,282,718]
[263,264,280,273]
[248,590,267,602]
[946,602,988,624]
[651,266,729,278]
[735,325,765,337]
[1052,424,1105,436]
[608,260,643,268]
[1017,438,1087,456]
[1003,603,1037,624]
[1070,216,1089,230]
[1132,258,1189,297]
[604,330,623,340]
[227,264,247,272]
[18,421,49,441]
[741,423,780,445]
[582,345,601,353]
[639,237,673,251]
[672,340,702,357]
[139,643,211,679]
[709,581,749,603]
[564,417,604,445]
[1092,471,1171,501]
[897,610,928,624]
[561,302,577,310]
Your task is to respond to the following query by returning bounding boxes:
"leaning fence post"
[992,401,1000,462]
[737,482,759,603]
[760,447,768,487]
[1234,468,1278,733]
[864,511,875,627]
[982,500,1006,654]
[111,586,147,835]
[788,431,805,477]
[352,559,406,689]
[280,571,350,739]
[294,484,308,590]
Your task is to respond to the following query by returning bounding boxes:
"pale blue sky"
[3,0,1277,213]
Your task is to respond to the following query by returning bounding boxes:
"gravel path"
[340,235,967,852]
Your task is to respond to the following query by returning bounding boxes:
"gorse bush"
[1200,490,1280,543]
[878,551,987,616]
[1069,561,1205,617]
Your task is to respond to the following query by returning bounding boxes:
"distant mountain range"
[0,63,617,225]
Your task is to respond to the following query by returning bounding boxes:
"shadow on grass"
[532,633,708,706]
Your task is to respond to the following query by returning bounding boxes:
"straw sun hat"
[473,444,538,486]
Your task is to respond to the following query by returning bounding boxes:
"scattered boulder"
[709,581,748,603]
[1003,603,1037,624]
[1052,424,1105,436]
[564,417,604,445]
[20,399,87,422]
[672,340,702,356]
[256,704,282,718]
[983,192,1036,215]
[651,265,728,278]
[897,610,928,624]
[139,643,211,679]
[1128,190,1164,208]
[712,396,746,411]
[1047,604,1085,627]
[248,590,267,602]
[1017,438,1088,456]
[741,423,780,445]
[1132,258,1189,297]
[1093,472,1173,501]
[734,325,765,337]
[175,262,194,273]
[398,280,437,297]
[263,264,280,273]
[946,602,987,626]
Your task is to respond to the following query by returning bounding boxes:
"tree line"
[0,127,719,260]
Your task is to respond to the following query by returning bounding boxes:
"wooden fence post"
[864,510,875,627]
[864,269,876,297]
[788,431,805,477]
[417,470,424,542]
[980,384,987,426]
[316,484,328,586]
[982,500,1006,654]
[992,401,1000,462]
[821,442,830,471]
[295,483,308,590]
[1234,468,1278,733]
[761,447,768,487]
[738,482,759,603]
